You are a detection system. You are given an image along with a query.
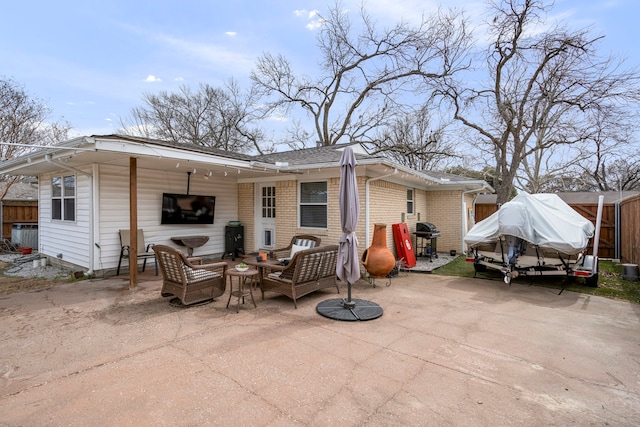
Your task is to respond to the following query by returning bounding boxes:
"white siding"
[37,163,239,273]
[39,167,93,268]
[97,164,238,272]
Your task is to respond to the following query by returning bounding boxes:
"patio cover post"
[129,157,138,288]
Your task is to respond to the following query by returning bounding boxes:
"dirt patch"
[0,260,72,296]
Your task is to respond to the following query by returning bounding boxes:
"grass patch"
[433,256,640,304]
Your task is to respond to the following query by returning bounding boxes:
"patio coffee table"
[226,268,259,313]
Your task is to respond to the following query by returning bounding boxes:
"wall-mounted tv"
[161,193,215,225]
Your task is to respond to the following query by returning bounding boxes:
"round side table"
[226,268,259,313]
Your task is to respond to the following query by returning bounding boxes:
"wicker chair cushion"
[294,239,316,249]
[289,244,307,259]
[182,265,222,284]
[267,271,292,284]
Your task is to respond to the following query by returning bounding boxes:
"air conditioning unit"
[11,223,38,249]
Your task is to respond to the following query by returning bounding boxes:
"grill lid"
[416,222,438,233]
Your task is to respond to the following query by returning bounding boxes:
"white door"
[255,183,276,249]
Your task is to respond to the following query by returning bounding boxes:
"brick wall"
[366,180,404,257]
[425,190,464,252]
[273,179,336,250]
[237,182,254,250]
[238,179,469,258]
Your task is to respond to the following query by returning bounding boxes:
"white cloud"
[225,31,237,36]
[306,19,326,30]
[294,8,326,30]
[151,32,255,74]
[174,77,184,81]
[144,75,162,83]
[268,113,288,122]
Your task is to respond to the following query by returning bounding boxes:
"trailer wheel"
[585,274,598,288]
[474,262,487,272]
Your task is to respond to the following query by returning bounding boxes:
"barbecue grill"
[414,222,440,261]
[416,222,440,236]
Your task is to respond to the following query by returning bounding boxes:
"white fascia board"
[93,137,250,168]
[0,136,97,174]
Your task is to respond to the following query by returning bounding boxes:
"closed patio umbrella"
[316,146,383,321]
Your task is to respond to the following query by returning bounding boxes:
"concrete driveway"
[1,271,639,426]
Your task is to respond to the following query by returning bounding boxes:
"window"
[262,186,276,218]
[300,181,327,228]
[263,229,273,247]
[52,175,76,221]
[407,188,414,215]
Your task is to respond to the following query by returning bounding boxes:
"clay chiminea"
[361,223,396,278]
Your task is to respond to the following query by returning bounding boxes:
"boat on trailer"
[464,193,603,287]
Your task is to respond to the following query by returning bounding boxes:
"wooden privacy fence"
[620,194,640,266]
[1,200,38,241]
[474,201,616,259]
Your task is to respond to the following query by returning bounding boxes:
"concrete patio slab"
[1,271,639,426]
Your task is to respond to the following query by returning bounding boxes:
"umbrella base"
[316,298,383,321]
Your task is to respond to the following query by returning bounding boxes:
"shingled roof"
[253,143,378,166]
[0,182,38,200]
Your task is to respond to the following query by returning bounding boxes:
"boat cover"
[465,193,595,255]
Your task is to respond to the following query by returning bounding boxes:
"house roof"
[0,135,492,192]
[254,142,375,166]
[0,182,38,200]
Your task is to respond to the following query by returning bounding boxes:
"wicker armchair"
[269,235,322,261]
[152,245,227,306]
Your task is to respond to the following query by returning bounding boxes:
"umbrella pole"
[344,282,355,308]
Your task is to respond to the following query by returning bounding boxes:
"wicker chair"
[152,245,227,306]
[269,235,322,261]
[262,245,340,308]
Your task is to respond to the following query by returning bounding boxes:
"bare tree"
[438,0,640,204]
[574,106,640,191]
[120,80,267,153]
[369,105,460,170]
[251,1,470,147]
[0,77,71,199]
[0,77,71,162]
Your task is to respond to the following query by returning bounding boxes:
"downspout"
[45,155,95,275]
[461,186,489,253]
[365,168,398,245]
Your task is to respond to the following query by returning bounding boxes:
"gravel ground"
[0,253,74,280]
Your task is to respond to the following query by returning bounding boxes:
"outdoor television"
[161,193,215,225]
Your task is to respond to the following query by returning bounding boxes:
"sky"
[1,0,638,140]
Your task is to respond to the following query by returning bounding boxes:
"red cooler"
[392,223,416,268]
